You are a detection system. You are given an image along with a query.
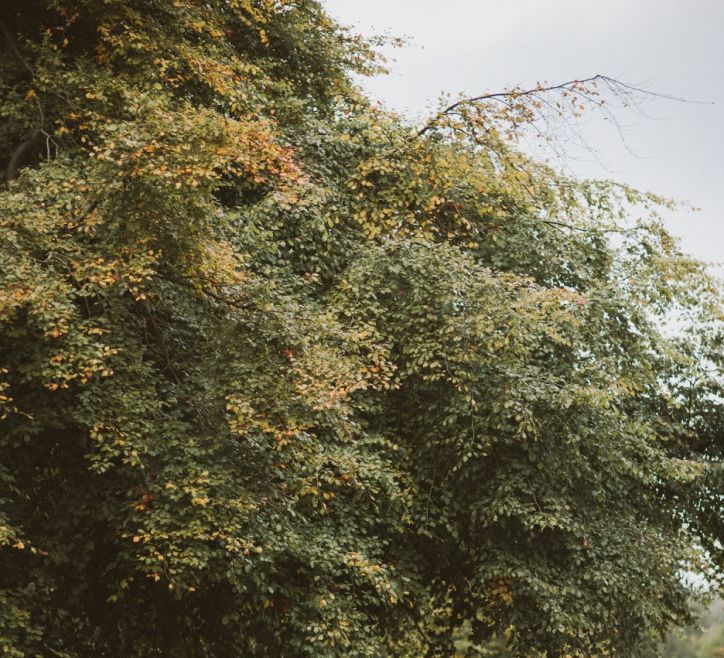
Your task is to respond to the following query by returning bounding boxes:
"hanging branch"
[414,74,708,146]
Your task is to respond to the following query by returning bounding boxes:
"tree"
[0,1,721,656]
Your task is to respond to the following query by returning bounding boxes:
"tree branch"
[414,74,709,139]
[5,130,42,183]
[0,19,36,78]
[416,75,609,138]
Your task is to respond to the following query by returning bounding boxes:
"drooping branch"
[414,74,707,141]
[416,75,603,137]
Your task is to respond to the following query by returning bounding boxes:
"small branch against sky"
[410,73,715,186]
[416,73,709,146]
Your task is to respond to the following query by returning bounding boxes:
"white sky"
[323,0,724,268]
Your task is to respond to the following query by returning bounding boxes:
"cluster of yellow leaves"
[69,246,160,302]
[490,579,514,606]
[92,100,302,194]
[345,551,401,606]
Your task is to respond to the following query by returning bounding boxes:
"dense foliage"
[0,1,722,656]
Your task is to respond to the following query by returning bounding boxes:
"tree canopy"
[0,1,722,656]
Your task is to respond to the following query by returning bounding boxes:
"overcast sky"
[323,0,723,268]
